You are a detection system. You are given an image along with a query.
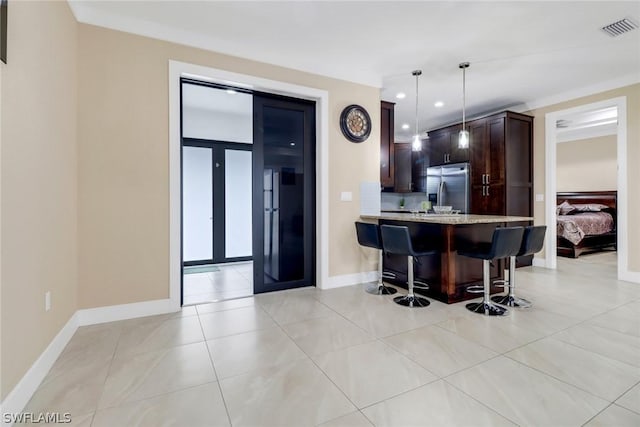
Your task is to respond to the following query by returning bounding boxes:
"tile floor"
[183,262,253,305]
[23,254,640,426]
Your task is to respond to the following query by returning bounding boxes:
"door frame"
[544,96,632,282]
[169,60,329,309]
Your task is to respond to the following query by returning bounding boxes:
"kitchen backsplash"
[381,192,430,210]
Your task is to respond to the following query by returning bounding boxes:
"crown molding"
[66,1,382,88]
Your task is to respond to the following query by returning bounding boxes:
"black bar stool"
[458,226,524,316]
[492,225,546,308]
[355,222,398,295]
[380,225,437,308]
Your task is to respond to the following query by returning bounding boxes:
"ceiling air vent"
[601,18,638,37]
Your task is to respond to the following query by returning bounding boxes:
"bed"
[556,191,617,258]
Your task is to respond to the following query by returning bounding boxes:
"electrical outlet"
[340,191,353,202]
[45,291,51,312]
[535,194,544,202]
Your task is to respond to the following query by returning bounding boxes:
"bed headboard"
[556,191,617,211]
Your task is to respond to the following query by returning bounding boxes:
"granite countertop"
[361,212,533,225]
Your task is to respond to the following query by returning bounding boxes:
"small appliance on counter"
[426,162,470,213]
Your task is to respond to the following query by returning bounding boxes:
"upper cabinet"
[424,111,533,217]
[394,143,413,193]
[380,101,395,189]
[468,112,533,216]
[427,124,468,166]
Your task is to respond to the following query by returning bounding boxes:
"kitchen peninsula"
[360,213,533,303]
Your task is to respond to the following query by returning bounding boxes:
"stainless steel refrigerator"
[426,162,470,213]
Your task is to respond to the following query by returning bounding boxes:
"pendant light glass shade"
[458,62,470,149]
[458,129,469,149]
[412,70,422,152]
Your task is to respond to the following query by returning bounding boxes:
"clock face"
[340,105,372,143]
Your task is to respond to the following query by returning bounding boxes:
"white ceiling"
[69,1,640,141]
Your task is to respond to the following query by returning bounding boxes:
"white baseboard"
[323,271,378,290]
[620,270,640,284]
[1,298,179,425]
[76,298,177,326]
[532,258,546,268]
[0,313,78,427]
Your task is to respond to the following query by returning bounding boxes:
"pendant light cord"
[462,66,466,130]
[459,62,469,131]
[415,73,419,136]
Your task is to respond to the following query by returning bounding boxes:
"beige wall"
[557,135,617,192]
[0,1,78,399]
[77,24,380,308]
[528,83,640,271]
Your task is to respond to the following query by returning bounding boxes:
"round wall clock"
[340,104,372,143]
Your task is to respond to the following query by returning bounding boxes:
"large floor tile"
[383,324,498,377]
[553,323,640,367]
[195,296,256,314]
[313,340,437,408]
[258,293,334,325]
[446,356,609,426]
[207,327,307,379]
[587,301,640,337]
[92,382,229,427]
[282,313,374,356]
[317,411,373,427]
[362,380,515,427]
[314,285,396,314]
[114,316,204,357]
[219,358,355,426]
[500,306,580,335]
[506,337,640,401]
[24,358,111,417]
[98,342,216,409]
[616,382,640,413]
[584,404,640,427]
[343,302,452,338]
[437,314,545,353]
[48,323,120,377]
[199,305,276,339]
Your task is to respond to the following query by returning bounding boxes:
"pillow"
[572,203,610,212]
[557,201,575,215]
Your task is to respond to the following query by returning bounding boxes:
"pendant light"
[458,62,470,149]
[412,70,422,152]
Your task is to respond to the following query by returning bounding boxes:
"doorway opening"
[545,96,629,282]
[180,79,316,305]
[554,106,618,278]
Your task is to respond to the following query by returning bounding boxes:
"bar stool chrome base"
[491,294,531,308]
[365,283,397,295]
[465,301,508,316]
[394,294,430,308]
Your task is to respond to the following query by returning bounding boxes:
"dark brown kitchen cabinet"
[427,124,468,166]
[380,101,395,189]
[468,111,532,217]
[394,143,413,192]
[412,140,427,193]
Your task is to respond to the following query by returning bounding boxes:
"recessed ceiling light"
[290,142,296,146]
[401,123,410,130]
[396,92,406,99]
[434,101,444,108]
[226,89,237,95]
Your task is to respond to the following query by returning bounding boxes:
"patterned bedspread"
[557,212,614,245]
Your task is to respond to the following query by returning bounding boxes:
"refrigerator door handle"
[487,185,490,196]
[487,174,490,184]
